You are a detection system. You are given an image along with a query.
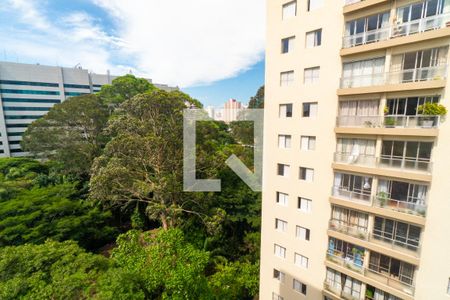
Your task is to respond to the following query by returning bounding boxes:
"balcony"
[336,115,441,129]
[373,195,426,217]
[369,232,420,256]
[340,65,447,89]
[332,186,372,205]
[365,265,415,296]
[323,282,360,300]
[334,152,432,173]
[326,243,365,274]
[343,13,450,49]
[329,220,369,240]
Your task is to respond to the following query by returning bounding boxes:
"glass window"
[278,134,292,149]
[0,80,59,87]
[296,226,310,241]
[277,192,289,206]
[275,218,288,232]
[306,29,322,48]
[277,164,290,176]
[2,98,60,104]
[272,292,284,300]
[294,253,309,268]
[0,89,60,95]
[308,0,323,11]
[279,104,293,118]
[274,244,286,258]
[299,167,314,182]
[293,279,307,295]
[282,36,295,53]
[298,197,312,213]
[273,269,285,282]
[302,102,318,117]
[304,67,320,84]
[301,136,316,150]
[280,71,295,86]
[282,1,297,19]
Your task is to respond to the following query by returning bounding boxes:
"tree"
[21,94,110,179]
[0,158,117,250]
[0,240,110,300]
[97,74,156,106]
[90,90,188,230]
[248,85,264,109]
[104,229,213,300]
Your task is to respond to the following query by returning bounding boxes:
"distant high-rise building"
[0,61,176,157]
[223,98,243,123]
[260,0,450,299]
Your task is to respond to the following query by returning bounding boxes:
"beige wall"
[261,0,450,299]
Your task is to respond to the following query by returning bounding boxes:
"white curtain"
[339,101,358,116]
[378,179,390,194]
[416,185,427,205]
[279,105,287,118]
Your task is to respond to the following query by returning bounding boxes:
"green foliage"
[98,74,156,106]
[22,94,110,179]
[108,229,213,299]
[248,85,264,109]
[208,260,260,300]
[0,240,110,300]
[417,102,447,116]
[229,121,254,145]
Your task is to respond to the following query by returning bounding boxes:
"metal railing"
[326,249,364,274]
[365,265,415,296]
[340,65,448,88]
[378,156,432,173]
[332,186,372,204]
[336,115,441,128]
[328,220,369,240]
[343,13,450,47]
[323,282,361,300]
[343,27,390,48]
[392,13,450,38]
[369,231,421,254]
[374,195,427,217]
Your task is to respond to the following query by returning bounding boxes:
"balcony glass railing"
[332,186,372,203]
[328,220,369,240]
[373,195,427,217]
[334,152,432,173]
[369,231,420,254]
[365,266,415,296]
[343,13,450,48]
[340,65,448,88]
[326,249,364,274]
[336,115,441,128]
[323,282,361,300]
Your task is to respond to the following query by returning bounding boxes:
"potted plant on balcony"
[417,102,447,128]
[383,106,396,128]
[377,191,389,207]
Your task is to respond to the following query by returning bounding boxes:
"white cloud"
[2,0,266,87]
[92,0,266,87]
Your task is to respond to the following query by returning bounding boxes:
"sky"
[0,0,266,107]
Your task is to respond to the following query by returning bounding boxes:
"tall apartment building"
[0,61,176,157]
[223,98,245,123]
[261,0,450,299]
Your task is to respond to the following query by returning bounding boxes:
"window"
[280,71,295,86]
[2,98,60,104]
[304,67,320,84]
[386,96,439,116]
[342,58,385,88]
[299,167,314,182]
[276,192,289,206]
[344,12,390,47]
[0,89,60,95]
[279,104,293,118]
[278,134,292,149]
[282,36,295,53]
[305,29,322,48]
[333,173,373,201]
[274,244,286,258]
[296,226,310,241]
[63,83,90,89]
[273,269,286,282]
[282,1,297,20]
[294,253,309,268]
[298,197,312,213]
[293,279,307,295]
[368,252,415,286]
[373,216,421,251]
[0,80,59,87]
[275,218,288,232]
[307,0,323,11]
[302,102,318,117]
[3,106,51,111]
[301,136,316,150]
[381,140,433,170]
[277,164,290,177]
[272,292,284,300]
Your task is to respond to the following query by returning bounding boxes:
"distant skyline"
[183,60,265,107]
